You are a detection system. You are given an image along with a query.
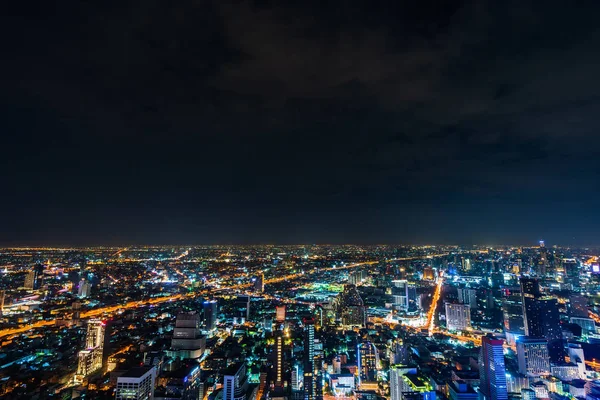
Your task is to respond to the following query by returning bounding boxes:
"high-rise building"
[170,312,206,359]
[24,264,44,290]
[273,330,285,387]
[115,366,157,400]
[223,363,250,400]
[303,317,316,400]
[254,273,264,293]
[235,296,251,323]
[445,303,472,331]
[516,337,550,377]
[155,364,202,400]
[458,288,478,310]
[479,335,508,400]
[567,343,586,379]
[76,319,105,380]
[357,341,379,385]
[336,284,365,327]
[78,279,91,298]
[502,293,525,334]
[538,298,564,363]
[521,278,543,337]
[203,300,218,332]
[563,259,580,286]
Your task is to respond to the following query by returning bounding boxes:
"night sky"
[2,1,600,246]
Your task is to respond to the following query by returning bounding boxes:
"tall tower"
[516,337,550,377]
[357,341,379,385]
[273,330,284,388]
[479,335,508,400]
[76,319,105,381]
[303,317,315,400]
[203,300,218,332]
[171,311,206,359]
[254,273,264,293]
[538,298,564,363]
[520,278,543,337]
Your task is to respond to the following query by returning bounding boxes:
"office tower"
[273,330,284,387]
[76,319,105,380]
[458,288,478,310]
[24,270,37,290]
[235,295,251,323]
[521,278,543,337]
[516,337,550,377]
[502,293,525,334]
[203,300,218,332]
[445,303,472,331]
[479,335,508,400]
[388,338,410,365]
[291,362,302,391]
[170,312,206,359]
[155,364,202,400]
[303,317,315,400]
[0,290,4,316]
[337,284,365,327]
[275,305,286,323]
[538,298,564,363]
[357,341,379,385]
[567,343,586,379]
[115,366,157,400]
[223,363,250,400]
[78,279,91,298]
[563,259,580,286]
[254,273,264,293]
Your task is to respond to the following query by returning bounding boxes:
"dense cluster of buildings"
[0,243,600,400]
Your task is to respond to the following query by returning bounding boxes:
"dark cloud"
[1,0,600,245]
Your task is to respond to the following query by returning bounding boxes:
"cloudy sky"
[2,0,600,245]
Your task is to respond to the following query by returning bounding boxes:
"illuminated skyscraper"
[445,303,472,331]
[521,278,542,337]
[254,273,264,293]
[303,317,315,400]
[203,300,218,332]
[76,319,105,380]
[516,337,550,377]
[337,284,365,327]
[479,335,508,400]
[170,312,206,359]
[538,298,564,363]
[357,341,379,385]
[273,330,284,388]
[235,295,251,323]
[24,264,44,290]
[223,363,250,400]
[115,366,157,400]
